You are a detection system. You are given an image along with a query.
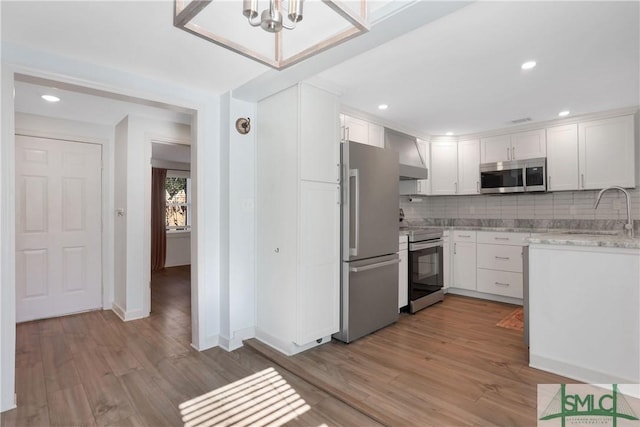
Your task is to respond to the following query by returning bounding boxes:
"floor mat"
[496,307,524,331]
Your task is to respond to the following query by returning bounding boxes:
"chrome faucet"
[593,186,634,237]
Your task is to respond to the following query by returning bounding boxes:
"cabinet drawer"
[453,230,476,242]
[477,269,523,298]
[477,231,530,246]
[477,244,523,272]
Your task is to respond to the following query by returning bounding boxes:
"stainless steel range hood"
[384,128,428,180]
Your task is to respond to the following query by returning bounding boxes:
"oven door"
[408,240,443,302]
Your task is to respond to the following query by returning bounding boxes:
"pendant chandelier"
[174,0,370,70]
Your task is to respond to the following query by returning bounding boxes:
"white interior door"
[16,135,102,322]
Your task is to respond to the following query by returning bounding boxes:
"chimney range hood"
[384,128,428,180]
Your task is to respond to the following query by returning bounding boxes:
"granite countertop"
[398,220,640,249]
[527,232,640,249]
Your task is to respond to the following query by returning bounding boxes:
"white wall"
[218,93,257,350]
[1,46,223,412]
[166,232,191,267]
[113,114,191,320]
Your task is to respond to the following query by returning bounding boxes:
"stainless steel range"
[405,228,444,313]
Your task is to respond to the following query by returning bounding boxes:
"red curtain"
[151,168,167,272]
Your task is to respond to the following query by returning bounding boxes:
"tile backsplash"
[400,188,640,222]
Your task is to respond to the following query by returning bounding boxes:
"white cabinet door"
[546,124,579,191]
[578,115,636,189]
[452,241,476,290]
[430,140,458,195]
[301,85,340,184]
[368,123,385,148]
[297,181,340,345]
[457,139,480,194]
[480,135,511,163]
[398,248,408,309]
[343,115,369,145]
[442,232,451,290]
[510,129,546,160]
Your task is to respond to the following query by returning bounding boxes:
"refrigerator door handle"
[349,168,360,256]
[349,258,400,273]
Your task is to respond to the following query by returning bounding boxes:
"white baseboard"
[254,329,329,356]
[529,353,636,384]
[446,287,523,306]
[219,327,255,352]
[111,303,148,322]
[191,334,219,352]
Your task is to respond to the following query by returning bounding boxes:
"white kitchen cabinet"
[510,129,546,160]
[341,114,385,148]
[457,139,480,194]
[442,230,451,290]
[546,123,579,191]
[451,231,476,290]
[578,114,636,189]
[399,139,431,195]
[480,134,510,163]
[257,83,340,355]
[480,129,546,163]
[476,231,529,300]
[398,235,408,310]
[430,140,458,195]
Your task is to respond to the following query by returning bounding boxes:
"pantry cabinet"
[257,83,340,355]
[578,114,636,189]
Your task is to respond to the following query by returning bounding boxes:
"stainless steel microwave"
[480,158,546,194]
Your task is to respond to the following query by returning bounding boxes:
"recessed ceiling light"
[378,104,388,110]
[446,132,454,136]
[558,110,570,117]
[41,94,60,103]
[521,60,537,70]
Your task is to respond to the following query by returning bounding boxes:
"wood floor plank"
[47,383,96,427]
[119,370,182,427]
[40,334,82,394]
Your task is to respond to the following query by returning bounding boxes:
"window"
[165,171,191,232]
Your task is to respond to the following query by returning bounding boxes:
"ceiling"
[3,1,639,137]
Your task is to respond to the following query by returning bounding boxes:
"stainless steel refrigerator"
[333,142,400,343]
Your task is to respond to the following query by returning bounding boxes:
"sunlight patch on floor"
[179,367,312,427]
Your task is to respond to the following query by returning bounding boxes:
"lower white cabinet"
[476,231,529,300]
[477,269,523,299]
[452,231,476,290]
[442,230,451,290]
[398,235,408,310]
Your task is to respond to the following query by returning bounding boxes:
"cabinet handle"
[512,147,515,159]
[494,237,509,241]
[417,181,422,193]
[477,181,479,193]
[336,163,340,182]
[548,176,551,190]
[581,174,585,188]
[454,182,458,193]
[458,234,471,238]
[506,147,510,160]
[495,281,510,286]
[336,186,340,205]
[275,248,280,253]
[495,256,510,260]
[454,243,457,255]
[346,127,350,142]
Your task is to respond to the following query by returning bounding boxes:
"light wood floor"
[2,267,574,426]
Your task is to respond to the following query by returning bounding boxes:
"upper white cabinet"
[546,124,579,191]
[480,129,546,163]
[257,83,340,355]
[578,114,636,189]
[510,129,546,160]
[457,139,481,194]
[430,140,458,195]
[341,114,385,148]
